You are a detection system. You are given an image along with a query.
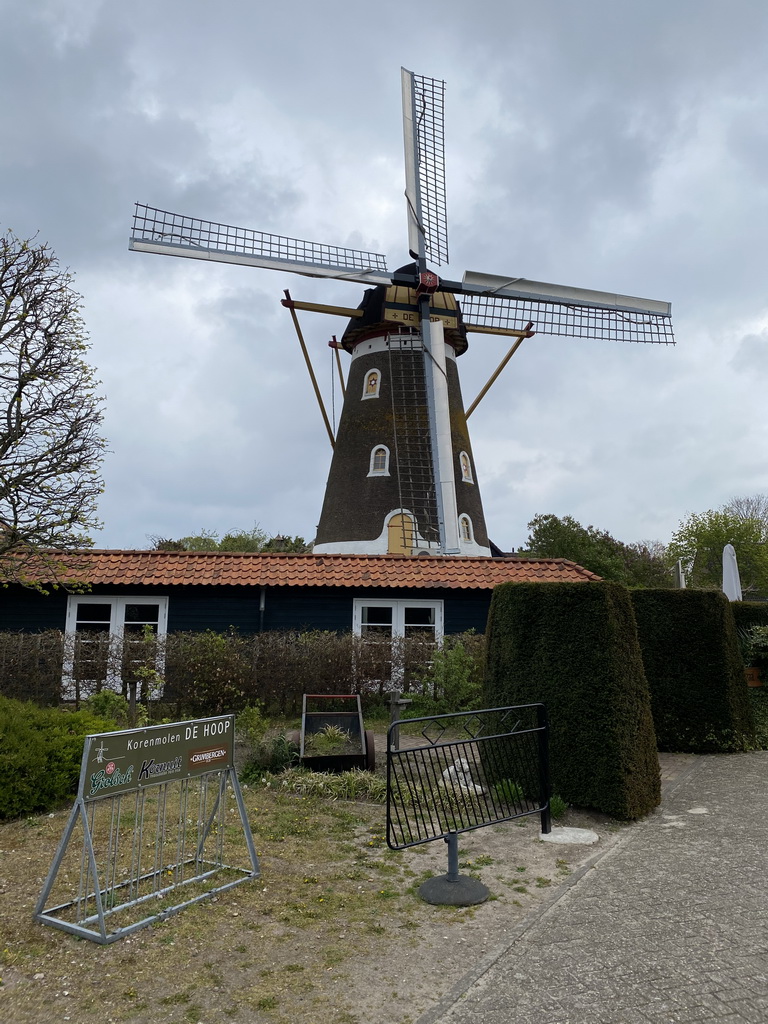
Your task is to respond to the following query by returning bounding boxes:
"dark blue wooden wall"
[0,584,491,635]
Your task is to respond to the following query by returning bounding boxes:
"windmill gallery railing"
[386,704,551,905]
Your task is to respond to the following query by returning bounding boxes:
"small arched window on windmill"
[362,369,381,399]
[459,514,473,543]
[368,445,390,476]
[459,451,474,484]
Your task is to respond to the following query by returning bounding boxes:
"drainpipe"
[259,587,266,632]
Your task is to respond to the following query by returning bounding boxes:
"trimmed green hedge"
[484,581,659,820]
[732,601,768,634]
[631,590,755,752]
[0,697,114,820]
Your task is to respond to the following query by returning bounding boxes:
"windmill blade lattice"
[460,292,674,343]
[130,204,390,282]
[402,71,449,267]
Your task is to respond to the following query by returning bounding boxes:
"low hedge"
[0,629,486,718]
[0,697,114,820]
[631,589,755,752]
[484,581,659,820]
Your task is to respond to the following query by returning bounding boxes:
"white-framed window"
[459,514,473,543]
[368,444,390,476]
[353,598,443,686]
[64,596,169,696]
[353,599,443,640]
[362,369,381,399]
[459,451,474,483]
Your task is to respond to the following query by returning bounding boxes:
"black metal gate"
[386,704,550,902]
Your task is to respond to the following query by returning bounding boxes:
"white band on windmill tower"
[422,316,460,554]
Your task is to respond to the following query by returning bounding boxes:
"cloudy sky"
[3,0,768,552]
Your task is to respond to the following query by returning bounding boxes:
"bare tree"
[0,230,106,586]
[724,494,768,533]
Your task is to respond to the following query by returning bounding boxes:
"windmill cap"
[340,263,468,354]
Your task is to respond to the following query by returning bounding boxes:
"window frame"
[368,444,391,477]
[459,514,474,543]
[352,598,444,641]
[362,368,382,400]
[459,451,474,484]
[353,598,444,687]
[63,595,169,696]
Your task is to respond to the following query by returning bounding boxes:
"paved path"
[418,752,768,1024]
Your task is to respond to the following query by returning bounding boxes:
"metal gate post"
[537,703,552,835]
[445,832,460,881]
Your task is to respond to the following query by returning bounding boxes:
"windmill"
[130,69,673,557]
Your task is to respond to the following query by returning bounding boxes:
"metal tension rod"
[328,336,346,397]
[282,290,336,449]
[465,322,535,419]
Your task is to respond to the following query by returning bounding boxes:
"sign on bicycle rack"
[386,704,550,905]
[35,715,259,944]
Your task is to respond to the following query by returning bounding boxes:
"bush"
[0,696,115,820]
[0,631,65,704]
[406,633,485,715]
[631,589,755,752]
[732,601,768,634]
[0,628,483,720]
[165,630,254,715]
[484,581,660,820]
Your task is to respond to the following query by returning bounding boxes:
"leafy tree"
[150,525,309,553]
[668,508,768,594]
[525,513,672,587]
[0,230,106,586]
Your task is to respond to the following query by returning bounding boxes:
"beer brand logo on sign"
[80,715,235,802]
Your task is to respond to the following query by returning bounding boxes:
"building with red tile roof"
[2,549,600,691]
[21,549,600,589]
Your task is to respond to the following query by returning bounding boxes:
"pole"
[537,703,552,835]
[283,290,336,449]
[465,323,534,419]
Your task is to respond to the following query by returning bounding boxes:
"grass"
[0,735,608,1024]
[1,786,406,1022]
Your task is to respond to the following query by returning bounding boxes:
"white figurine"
[442,757,485,795]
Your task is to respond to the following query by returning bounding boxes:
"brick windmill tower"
[130,70,673,556]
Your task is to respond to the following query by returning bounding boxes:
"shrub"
[631,589,755,752]
[407,633,485,715]
[0,628,482,719]
[484,581,660,820]
[0,696,114,820]
[0,631,65,704]
[732,601,768,635]
[164,630,254,715]
[550,794,568,819]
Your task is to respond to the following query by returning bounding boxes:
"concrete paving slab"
[417,752,768,1024]
[539,826,600,844]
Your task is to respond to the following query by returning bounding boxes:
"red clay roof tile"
[26,551,602,589]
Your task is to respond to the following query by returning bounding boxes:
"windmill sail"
[129,204,392,286]
[402,69,449,267]
[456,272,673,343]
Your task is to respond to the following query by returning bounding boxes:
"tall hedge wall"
[631,590,755,752]
[484,581,659,820]
[732,601,768,634]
